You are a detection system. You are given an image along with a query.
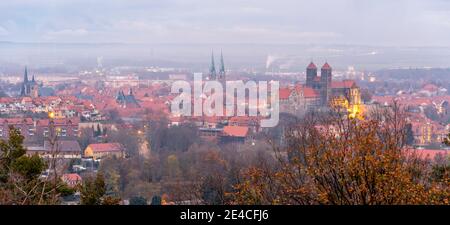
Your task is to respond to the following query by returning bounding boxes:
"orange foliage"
[232,107,449,205]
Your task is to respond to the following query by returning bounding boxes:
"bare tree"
[232,103,449,205]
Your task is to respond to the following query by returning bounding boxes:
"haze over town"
[0,1,448,206]
[2,0,450,71]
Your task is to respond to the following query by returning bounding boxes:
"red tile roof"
[62,173,82,182]
[203,116,219,123]
[223,126,249,137]
[0,118,34,125]
[422,84,439,92]
[36,118,80,126]
[321,62,332,70]
[21,97,32,103]
[307,62,317,69]
[87,143,123,153]
[303,86,320,98]
[44,140,81,152]
[372,96,395,105]
[0,97,15,104]
[330,80,356,89]
[293,85,320,98]
[279,88,293,100]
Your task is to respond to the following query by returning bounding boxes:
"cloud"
[1,0,450,46]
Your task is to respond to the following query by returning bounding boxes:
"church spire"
[24,67,29,83]
[219,51,225,81]
[20,67,29,96]
[209,51,216,80]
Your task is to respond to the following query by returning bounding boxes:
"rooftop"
[87,143,123,152]
[222,126,249,137]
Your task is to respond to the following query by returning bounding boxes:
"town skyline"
[0,0,448,211]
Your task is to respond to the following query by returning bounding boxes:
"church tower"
[20,67,40,98]
[306,62,317,87]
[218,51,226,82]
[24,66,29,83]
[321,62,332,84]
[30,82,39,98]
[20,67,28,96]
[208,51,217,80]
[320,62,332,105]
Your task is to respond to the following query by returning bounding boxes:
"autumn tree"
[167,154,181,179]
[101,196,121,205]
[232,104,449,205]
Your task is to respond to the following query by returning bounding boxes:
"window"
[56,127,62,136]
[28,128,34,136]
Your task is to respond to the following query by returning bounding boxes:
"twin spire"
[116,88,134,100]
[209,50,225,81]
[23,67,35,83]
[20,66,38,97]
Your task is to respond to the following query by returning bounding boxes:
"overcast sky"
[1,0,450,46]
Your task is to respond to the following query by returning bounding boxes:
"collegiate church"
[280,62,362,118]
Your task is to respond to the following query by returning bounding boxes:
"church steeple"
[306,61,318,87]
[209,51,216,80]
[19,66,39,98]
[20,67,29,96]
[24,67,29,83]
[219,51,225,81]
[321,62,332,83]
